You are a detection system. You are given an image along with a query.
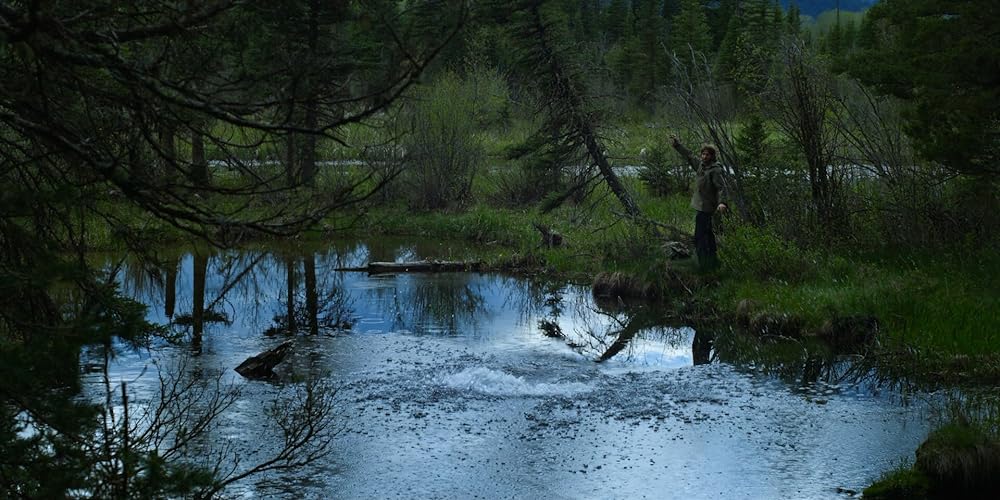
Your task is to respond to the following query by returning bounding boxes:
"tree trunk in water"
[286,257,297,334]
[305,255,319,335]
[190,128,209,185]
[335,260,484,273]
[164,257,178,319]
[235,341,293,379]
[192,252,208,353]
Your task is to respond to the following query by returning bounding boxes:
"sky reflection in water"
[83,242,936,499]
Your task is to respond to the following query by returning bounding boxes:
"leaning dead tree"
[494,1,641,219]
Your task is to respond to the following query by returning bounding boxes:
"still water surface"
[82,241,934,499]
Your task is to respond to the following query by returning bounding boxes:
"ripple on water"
[435,367,594,397]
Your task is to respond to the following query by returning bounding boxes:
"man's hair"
[700,143,719,158]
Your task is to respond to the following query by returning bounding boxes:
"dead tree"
[498,1,641,219]
[766,40,843,228]
[532,222,563,247]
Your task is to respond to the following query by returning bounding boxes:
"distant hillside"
[780,1,878,17]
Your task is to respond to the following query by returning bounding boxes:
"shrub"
[638,143,691,197]
[721,221,819,282]
[402,69,507,210]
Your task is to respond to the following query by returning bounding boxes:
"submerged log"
[335,260,483,274]
[235,340,293,379]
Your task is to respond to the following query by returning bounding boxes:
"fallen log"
[235,340,293,380]
[335,260,483,274]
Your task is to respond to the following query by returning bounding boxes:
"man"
[670,136,729,270]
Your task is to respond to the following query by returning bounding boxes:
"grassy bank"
[79,167,998,372]
[324,190,999,385]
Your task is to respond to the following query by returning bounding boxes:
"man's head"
[700,144,718,165]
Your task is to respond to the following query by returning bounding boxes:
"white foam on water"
[435,367,593,397]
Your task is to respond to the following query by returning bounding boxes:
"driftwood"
[235,340,293,379]
[335,260,483,274]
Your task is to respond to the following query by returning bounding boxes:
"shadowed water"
[81,241,935,499]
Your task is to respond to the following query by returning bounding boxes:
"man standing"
[670,136,729,270]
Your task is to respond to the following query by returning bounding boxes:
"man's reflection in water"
[692,329,714,365]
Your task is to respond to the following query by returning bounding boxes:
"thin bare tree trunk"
[190,128,209,185]
[304,255,318,336]
[192,252,208,353]
[286,257,297,333]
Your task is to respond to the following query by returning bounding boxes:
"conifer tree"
[631,0,670,104]
[715,0,774,96]
[842,18,857,54]
[604,0,629,43]
[786,1,802,37]
[826,17,843,59]
[771,1,784,44]
[849,0,1000,174]
[670,0,712,69]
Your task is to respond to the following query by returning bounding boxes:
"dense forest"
[2,0,998,497]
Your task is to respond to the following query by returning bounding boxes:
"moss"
[915,422,1000,497]
[863,467,931,500]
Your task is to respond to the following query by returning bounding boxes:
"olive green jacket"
[673,143,730,214]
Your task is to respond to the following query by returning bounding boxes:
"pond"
[82,240,936,499]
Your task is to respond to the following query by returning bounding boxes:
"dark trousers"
[694,210,718,269]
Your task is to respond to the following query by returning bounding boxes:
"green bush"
[638,143,691,197]
[721,221,819,282]
[402,69,508,210]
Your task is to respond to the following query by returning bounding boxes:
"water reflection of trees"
[500,278,705,364]
[266,252,354,336]
[115,246,358,344]
[537,291,690,363]
[710,331,903,394]
[361,273,490,335]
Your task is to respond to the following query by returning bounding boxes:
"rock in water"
[235,340,293,379]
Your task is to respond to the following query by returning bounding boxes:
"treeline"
[1,1,998,494]
[406,0,999,250]
[429,1,866,112]
[394,0,1000,251]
